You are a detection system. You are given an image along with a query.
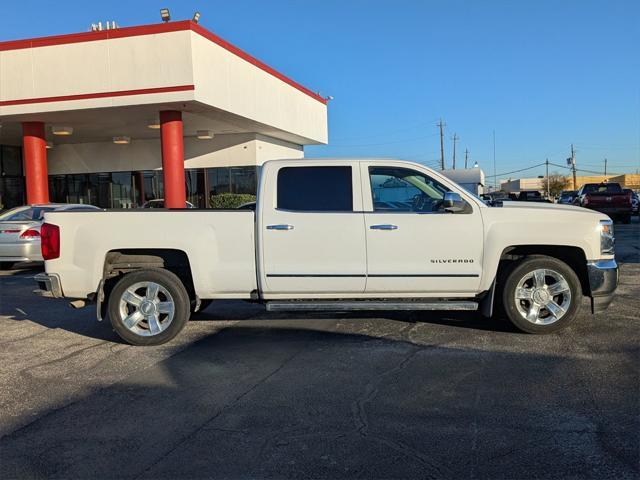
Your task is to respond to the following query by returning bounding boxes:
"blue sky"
[1,0,638,183]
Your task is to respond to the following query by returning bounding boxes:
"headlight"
[599,219,615,255]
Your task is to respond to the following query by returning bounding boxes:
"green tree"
[209,193,256,209]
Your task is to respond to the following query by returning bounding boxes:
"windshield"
[0,206,56,221]
[583,184,621,193]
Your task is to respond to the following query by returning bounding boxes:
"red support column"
[160,110,186,208]
[22,122,50,204]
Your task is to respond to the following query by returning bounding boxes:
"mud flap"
[96,279,105,321]
[479,279,496,318]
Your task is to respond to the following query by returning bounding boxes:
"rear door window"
[277,166,353,212]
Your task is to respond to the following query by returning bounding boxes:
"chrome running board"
[266,300,478,312]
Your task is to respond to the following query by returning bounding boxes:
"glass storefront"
[0,146,25,210]
[0,144,259,212]
[48,166,259,209]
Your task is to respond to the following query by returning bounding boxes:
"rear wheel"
[502,255,581,334]
[108,268,190,346]
[0,262,15,270]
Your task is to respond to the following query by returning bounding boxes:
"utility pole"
[545,158,550,199]
[570,144,577,190]
[493,130,497,191]
[437,119,446,170]
[464,148,469,169]
[451,133,459,169]
[604,158,607,176]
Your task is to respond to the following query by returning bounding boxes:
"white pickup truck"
[35,159,618,345]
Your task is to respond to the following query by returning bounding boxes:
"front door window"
[369,167,450,213]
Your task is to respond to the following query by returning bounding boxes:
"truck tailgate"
[586,192,631,207]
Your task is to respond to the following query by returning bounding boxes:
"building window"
[207,166,258,209]
[0,146,25,210]
[45,166,260,210]
[0,177,25,211]
[1,146,23,177]
[185,169,206,208]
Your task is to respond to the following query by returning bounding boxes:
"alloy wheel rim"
[514,268,572,325]
[118,281,175,336]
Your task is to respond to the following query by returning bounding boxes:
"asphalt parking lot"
[1,220,638,479]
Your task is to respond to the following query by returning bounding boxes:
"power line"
[329,118,441,143]
[493,162,547,178]
[330,133,438,148]
[548,162,625,177]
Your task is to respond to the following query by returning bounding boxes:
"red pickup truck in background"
[574,182,633,223]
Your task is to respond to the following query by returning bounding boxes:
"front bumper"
[587,259,618,313]
[34,273,63,298]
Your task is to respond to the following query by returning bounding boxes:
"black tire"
[108,268,191,346]
[0,262,15,270]
[501,255,581,334]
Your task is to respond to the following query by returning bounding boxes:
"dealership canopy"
[0,20,328,207]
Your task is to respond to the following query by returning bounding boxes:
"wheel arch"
[99,249,195,320]
[481,244,590,318]
[497,245,590,296]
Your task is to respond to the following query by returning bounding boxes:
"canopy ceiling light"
[113,136,131,144]
[196,130,214,140]
[147,118,160,129]
[52,126,73,136]
[160,8,170,22]
[46,141,54,149]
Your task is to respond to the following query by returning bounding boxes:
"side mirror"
[443,192,466,213]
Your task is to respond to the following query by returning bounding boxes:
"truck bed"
[43,210,257,299]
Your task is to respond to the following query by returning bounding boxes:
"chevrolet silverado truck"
[34,159,619,345]
[574,182,633,224]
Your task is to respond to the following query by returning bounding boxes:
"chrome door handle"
[370,224,398,230]
[267,224,294,230]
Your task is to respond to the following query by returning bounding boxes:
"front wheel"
[108,268,191,346]
[502,255,582,334]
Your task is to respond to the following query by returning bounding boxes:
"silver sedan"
[0,204,101,270]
